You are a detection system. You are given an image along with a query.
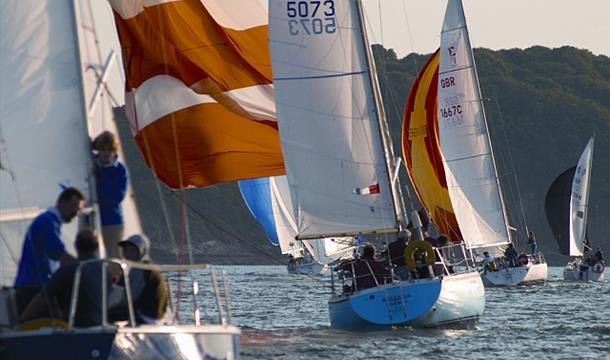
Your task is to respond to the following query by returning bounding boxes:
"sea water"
[189,266,609,359]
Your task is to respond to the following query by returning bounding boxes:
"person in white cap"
[110,234,168,324]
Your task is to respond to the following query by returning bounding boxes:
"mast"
[455,0,511,244]
[70,0,102,238]
[355,0,406,232]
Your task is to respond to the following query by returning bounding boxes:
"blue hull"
[328,272,484,330]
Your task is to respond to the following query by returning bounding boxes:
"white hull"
[411,271,485,328]
[563,262,605,282]
[288,262,327,275]
[482,262,548,286]
[0,324,240,360]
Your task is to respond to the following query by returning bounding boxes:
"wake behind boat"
[545,137,605,282]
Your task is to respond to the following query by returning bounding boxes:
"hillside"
[118,46,610,265]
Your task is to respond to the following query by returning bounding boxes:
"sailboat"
[1,0,287,358]
[434,0,548,286]
[268,0,484,330]
[238,176,356,275]
[545,137,604,281]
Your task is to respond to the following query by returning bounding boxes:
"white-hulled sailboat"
[268,0,484,330]
[436,0,547,286]
[239,176,356,275]
[545,137,604,281]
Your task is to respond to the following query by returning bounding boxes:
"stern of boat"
[411,271,484,328]
[328,279,442,330]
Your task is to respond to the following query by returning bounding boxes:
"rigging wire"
[164,189,331,286]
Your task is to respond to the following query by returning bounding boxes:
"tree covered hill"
[119,46,609,265]
[374,45,610,264]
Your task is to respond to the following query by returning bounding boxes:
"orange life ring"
[404,240,436,270]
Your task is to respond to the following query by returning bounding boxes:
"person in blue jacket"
[13,187,84,314]
[92,131,128,259]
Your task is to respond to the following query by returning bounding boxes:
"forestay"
[570,137,594,257]
[437,0,510,250]
[268,0,396,239]
[0,0,92,286]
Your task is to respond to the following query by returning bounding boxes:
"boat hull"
[482,262,548,286]
[328,271,484,330]
[563,263,605,282]
[410,271,485,328]
[0,325,240,360]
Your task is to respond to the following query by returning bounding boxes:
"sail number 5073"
[287,1,337,35]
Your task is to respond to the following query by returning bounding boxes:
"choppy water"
[192,266,609,360]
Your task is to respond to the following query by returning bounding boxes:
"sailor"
[13,187,83,314]
[110,234,168,324]
[483,251,495,271]
[527,231,537,256]
[20,228,108,327]
[92,131,128,259]
[386,230,411,279]
[504,243,518,267]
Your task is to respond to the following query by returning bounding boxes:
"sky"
[361,0,610,58]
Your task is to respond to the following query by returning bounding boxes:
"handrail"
[66,258,229,329]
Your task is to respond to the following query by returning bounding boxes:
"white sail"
[0,0,92,286]
[569,137,594,257]
[0,0,141,286]
[268,0,396,240]
[73,0,142,240]
[303,237,355,264]
[437,0,510,251]
[269,176,304,256]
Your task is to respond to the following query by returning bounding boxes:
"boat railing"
[68,258,233,329]
[330,242,477,296]
[434,242,478,275]
[485,251,546,271]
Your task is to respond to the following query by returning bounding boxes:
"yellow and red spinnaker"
[401,50,462,242]
[110,0,284,188]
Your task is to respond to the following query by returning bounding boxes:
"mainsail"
[110,0,284,189]
[268,0,398,240]
[437,0,510,250]
[402,50,462,242]
[0,0,139,286]
[545,166,577,256]
[546,137,594,257]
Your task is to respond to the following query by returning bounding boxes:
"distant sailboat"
[546,137,604,281]
[435,0,548,286]
[268,0,484,330]
[239,177,356,275]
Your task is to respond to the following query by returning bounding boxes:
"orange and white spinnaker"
[402,50,462,242]
[110,0,284,188]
